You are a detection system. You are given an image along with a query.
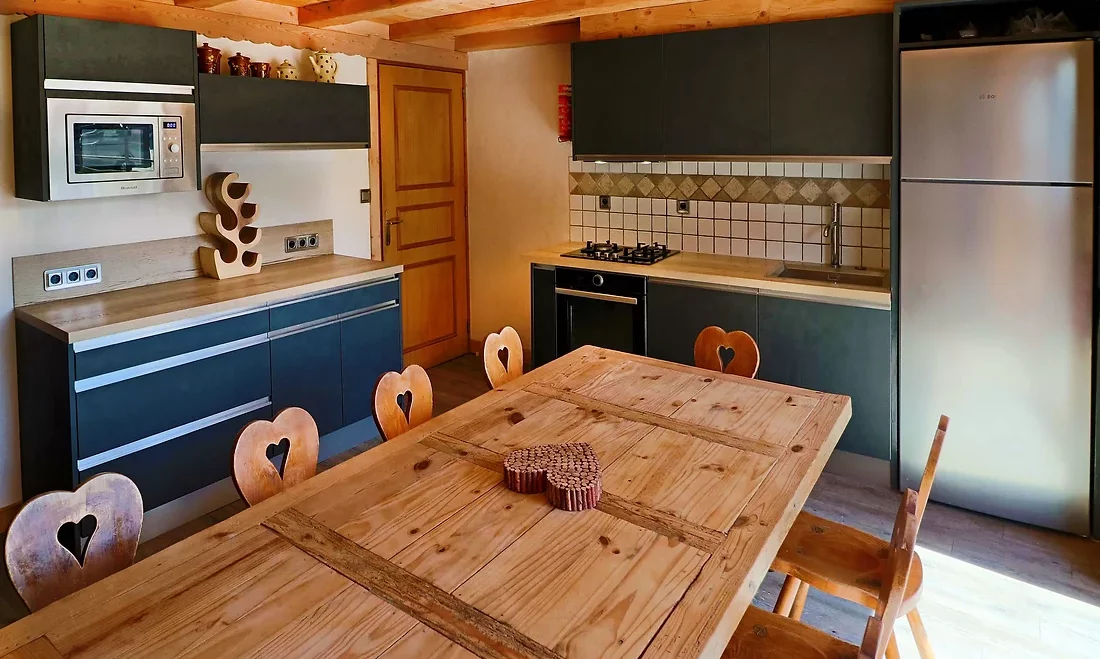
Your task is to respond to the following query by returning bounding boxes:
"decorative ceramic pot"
[197,42,221,75]
[308,48,338,83]
[275,59,298,80]
[249,62,271,78]
[228,52,251,76]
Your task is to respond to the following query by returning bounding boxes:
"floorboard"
[2,354,1098,658]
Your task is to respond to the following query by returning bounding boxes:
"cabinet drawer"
[74,309,269,381]
[269,277,400,331]
[75,342,271,460]
[271,322,344,437]
[42,16,196,87]
[79,403,272,510]
[341,304,402,426]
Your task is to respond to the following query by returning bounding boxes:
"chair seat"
[722,605,860,659]
[772,511,924,611]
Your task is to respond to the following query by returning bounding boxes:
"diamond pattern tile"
[723,177,746,199]
[596,174,615,195]
[744,178,771,203]
[700,177,722,199]
[798,180,822,203]
[678,176,699,197]
[773,179,796,202]
[636,176,656,196]
[617,176,636,195]
[827,181,851,204]
[656,177,677,197]
[855,182,881,206]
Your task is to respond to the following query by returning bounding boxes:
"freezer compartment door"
[901,41,1093,184]
[899,181,1093,535]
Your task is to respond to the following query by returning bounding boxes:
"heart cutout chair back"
[233,407,319,506]
[693,326,760,378]
[373,365,434,441]
[4,473,142,612]
[483,326,523,388]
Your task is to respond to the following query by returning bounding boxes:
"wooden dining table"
[0,346,850,659]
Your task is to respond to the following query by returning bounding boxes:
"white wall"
[0,16,373,507]
[466,45,572,349]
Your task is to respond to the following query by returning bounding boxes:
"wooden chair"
[232,407,320,506]
[4,473,143,612]
[771,415,949,659]
[483,326,523,388]
[723,488,920,659]
[373,364,434,441]
[693,326,760,378]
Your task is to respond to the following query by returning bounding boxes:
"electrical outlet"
[677,200,691,215]
[44,263,102,292]
[284,233,320,253]
[599,195,611,210]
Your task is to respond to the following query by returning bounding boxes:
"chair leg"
[885,633,901,659]
[790,581,810,620]
[907,608,935,659]
[773,575,801,616]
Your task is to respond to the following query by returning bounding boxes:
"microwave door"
[65,115,162,184]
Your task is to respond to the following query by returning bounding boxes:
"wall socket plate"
[599,195,611,210]
[285,233,320,253]
[676,200,691,215]
[44,263,102,292]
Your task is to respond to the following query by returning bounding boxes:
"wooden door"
[379,64,468,368]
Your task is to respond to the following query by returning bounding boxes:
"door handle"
[385,218,402,246]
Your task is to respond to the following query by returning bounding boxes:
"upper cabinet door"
[769,14,893,156]
[572,36,664,157]
[663,26,770,157]
[41,16,196,87]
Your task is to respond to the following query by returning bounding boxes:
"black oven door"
[555,268,646,357]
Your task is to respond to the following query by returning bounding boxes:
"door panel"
[380,64,468,368]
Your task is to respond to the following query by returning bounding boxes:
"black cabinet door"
[198,74,371,145]
[769,14,892,156]
[757,296,891,460]
[663,26,770,156]
[572,36,664,157]
[341,305,403,427]
[531,266,557,368]
[647,281,758,366]
[271,324,344,437]
[42,17,196,86]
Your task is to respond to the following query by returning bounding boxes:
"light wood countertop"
[526,243,891,309]
[16,255,403,344]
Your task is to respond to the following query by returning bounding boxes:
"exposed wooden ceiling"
[0,0,894,64]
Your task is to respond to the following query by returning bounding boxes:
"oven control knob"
[592,274,604,287]
[168,143,181,153]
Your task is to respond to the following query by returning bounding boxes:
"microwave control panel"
[160,118,184,178]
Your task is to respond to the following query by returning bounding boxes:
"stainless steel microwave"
[46,94,196,201]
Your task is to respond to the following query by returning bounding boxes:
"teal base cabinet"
[647,281,758,367]
[271,324,344,437]
[341,304,402,426]
[757,295,892,460]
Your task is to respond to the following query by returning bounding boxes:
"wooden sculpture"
[4,473,143,612]
[199,172,262,279]
[504,443,602,511]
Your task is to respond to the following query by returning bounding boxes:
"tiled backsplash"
[567,161,891,268]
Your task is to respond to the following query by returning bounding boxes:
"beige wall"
[0,17,373,507]
[466,45,572,350]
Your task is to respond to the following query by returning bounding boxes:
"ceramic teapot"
[309,48,337,83]
[275,59,298,80]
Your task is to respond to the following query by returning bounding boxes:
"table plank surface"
[0,347,850,659]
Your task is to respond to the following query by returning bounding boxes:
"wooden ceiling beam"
[299,0,431,29]
[0,0,466,69]
[388,0,703,42]
[175,0,236,9]
[455,20,579,51]
[579,0,894,40]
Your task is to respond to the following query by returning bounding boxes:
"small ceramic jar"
[228,52,251,76]
[197,42,221,75]
[275,60,298,80]
[249,62,271,78]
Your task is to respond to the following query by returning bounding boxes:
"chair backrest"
[483,326,523,388]
[858,489,920,659]
[915,415,949,530]
[4,473,143,612]
[232,407,320,506]
[693,326,760,378]
[373,364,434,441]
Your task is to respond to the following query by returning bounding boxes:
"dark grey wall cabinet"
[757,295,892,460]
[571,36,664,157]
[16,275,402,512]
[199,74,371,145]
[531,265,557,368]
[647,281,758,366]
[769,14,893,156]
[663,26,770,157]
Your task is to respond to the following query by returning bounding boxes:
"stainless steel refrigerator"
[899,41,1094,535]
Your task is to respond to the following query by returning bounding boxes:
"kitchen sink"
[776,265,888,288]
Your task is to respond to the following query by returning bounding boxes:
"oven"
[555,267,646,357]
[46,90,196,200]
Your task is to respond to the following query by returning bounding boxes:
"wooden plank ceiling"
[0,0,894,58]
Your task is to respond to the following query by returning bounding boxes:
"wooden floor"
[2,353,1099,658]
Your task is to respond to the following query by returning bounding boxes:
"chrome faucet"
[822,202,841,268]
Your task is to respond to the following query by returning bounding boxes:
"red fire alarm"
[558,84,572,143]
